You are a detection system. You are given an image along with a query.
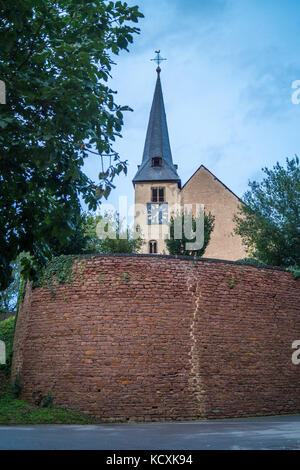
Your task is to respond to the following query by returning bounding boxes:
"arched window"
[149,240,157,254]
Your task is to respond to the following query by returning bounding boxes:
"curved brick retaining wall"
[11,255,300,421]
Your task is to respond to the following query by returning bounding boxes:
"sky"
[83,0,300,216]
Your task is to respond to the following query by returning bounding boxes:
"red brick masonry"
[11,255,300,421]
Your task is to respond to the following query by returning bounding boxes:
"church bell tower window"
[151,187,165,203]
[159,187,165,202]
[152,157,162,167]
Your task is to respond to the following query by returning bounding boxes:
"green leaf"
[0,0,143,289]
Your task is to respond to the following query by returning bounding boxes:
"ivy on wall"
[34,255,77,293]
[32,254,299,298]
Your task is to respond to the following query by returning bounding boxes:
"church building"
[133,56,247,261]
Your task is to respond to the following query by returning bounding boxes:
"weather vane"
[151,50,166,73]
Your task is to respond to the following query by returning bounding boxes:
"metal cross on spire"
[151,50,166,73]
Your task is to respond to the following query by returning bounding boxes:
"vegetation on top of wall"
[236,258,268,267]
[236,258,300,279]
[34,255,77,292]
[31,253,299,297]
[286,266,300,280]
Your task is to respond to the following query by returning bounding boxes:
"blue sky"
[83,0,300,214]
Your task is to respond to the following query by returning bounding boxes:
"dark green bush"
[236,258,267,267]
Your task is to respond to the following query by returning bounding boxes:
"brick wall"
[11,255,300,421]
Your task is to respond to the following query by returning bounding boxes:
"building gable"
[180,165,246,260]
[181,165,243,203]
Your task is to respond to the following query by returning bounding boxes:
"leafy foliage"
[0,315,15,369]
[41,392,54,408]
[0,0,143,289]
[82,212,144,254]
[33,212,144,290]
[165,211,215,257]
[12,373,22,398]
[286,266,300,280]
[0,372,99,424]
[46,209,90,257]
[0,260,21,312]
[34,254,76,291]
[0,253,30,314]
[236,257,267,267]
[234,157,300,267]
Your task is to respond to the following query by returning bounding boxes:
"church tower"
[133,54,181,254]
[133,53,247,260]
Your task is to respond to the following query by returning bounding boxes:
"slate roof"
[133,71,181,186]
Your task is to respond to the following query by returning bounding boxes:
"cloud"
[82,0,300,214]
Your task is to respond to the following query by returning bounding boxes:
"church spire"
[133,52,181,186]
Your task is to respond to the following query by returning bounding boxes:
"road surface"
[0,415,300,450]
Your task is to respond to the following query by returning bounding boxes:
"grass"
[0,372,98,425]
[0,315,98,425]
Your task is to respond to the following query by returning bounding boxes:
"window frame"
[151,186,165,203]
[149,240,158,254]
[152,157,162,167]
[158,187,165,202]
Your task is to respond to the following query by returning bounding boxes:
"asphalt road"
[0,415,300,450]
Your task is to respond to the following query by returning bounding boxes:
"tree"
[0,257,22,312]
[45,204,89,257]
[233,156,300,267]
[0,252,32,313]
[165,211,215,257]
[1,212,144,309]
[82,212,144,254]
[0,0,143,289]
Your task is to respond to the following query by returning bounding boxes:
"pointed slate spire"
[142,69,172,165]
[133,65,181,186]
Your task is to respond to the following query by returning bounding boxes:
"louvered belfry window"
[152,157,162,167]
[158,187,165,202]
[151,187,165,203]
